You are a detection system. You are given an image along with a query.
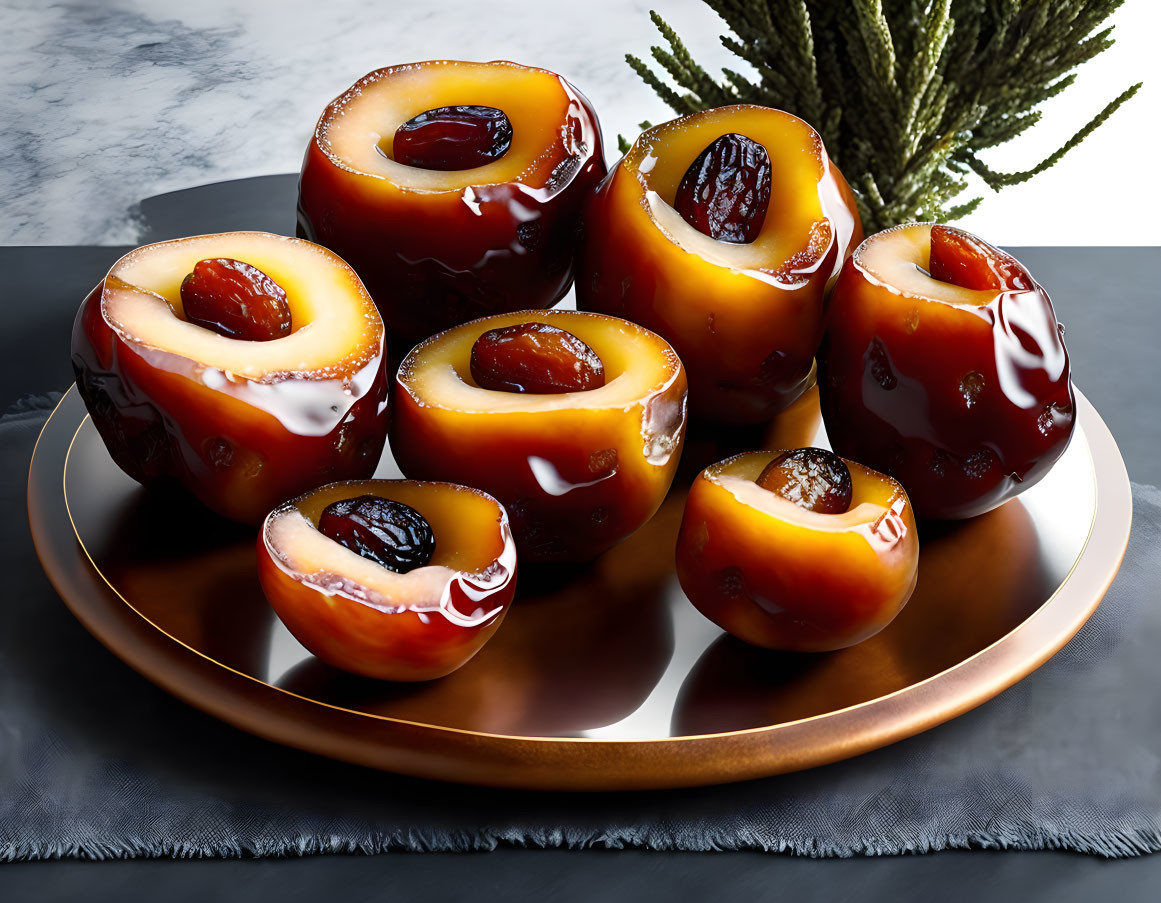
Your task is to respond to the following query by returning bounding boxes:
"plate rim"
[29,385,1132,790]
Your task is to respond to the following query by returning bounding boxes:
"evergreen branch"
[943,195,984,221]
[969,81,1141,188]
[622,0,1141,230]
[647,11,729,106]
[625,53,688,113]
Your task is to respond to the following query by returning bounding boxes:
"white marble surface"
[3,0,1157,246]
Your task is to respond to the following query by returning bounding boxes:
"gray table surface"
[3,175,1159,901]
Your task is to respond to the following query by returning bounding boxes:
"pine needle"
[624,0,1140,231]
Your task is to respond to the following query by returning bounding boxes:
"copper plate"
[28,385,1131,790]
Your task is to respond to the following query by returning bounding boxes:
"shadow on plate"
[66,421,276,677]
[276,497,683,737]
[673,498,1054,734]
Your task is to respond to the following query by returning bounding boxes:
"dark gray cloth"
[2,399,1159,862]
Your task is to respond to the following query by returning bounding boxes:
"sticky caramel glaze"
[676,450,918,652]
[298,60,606,344]
[259,480,515,681]
[577,105,862,424]
[818,223,1075,520]
[71,232,389,524]
[391,309,688,562]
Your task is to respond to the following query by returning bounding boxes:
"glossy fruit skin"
[393,105,513,171]
[470,322,604,394]
[298,60,607,345]
[180,258,292,341]
[71,238,390,525]
[391,310,688,563]
[258,479,516,682]
[676,450,919,652]
[674,133,771,243]
[578,105,862,425]
[818,223,1075,520]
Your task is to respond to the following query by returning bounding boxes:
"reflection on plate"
[674,499,1053,734]
[31,386,1130,789]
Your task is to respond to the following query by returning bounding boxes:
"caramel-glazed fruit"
[298,60,606,345]
[578,105,862,424]
[818,223,1074,519]
[71,232,389,524]
[390,309,688,562]
[677,450,918,651]
[259,479,516,681]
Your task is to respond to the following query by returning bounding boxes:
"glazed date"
[180,258,292,341]
[318,495,436,574]
[470,322,605,394]
[757,447,852,515]
[674,133,771,244]
[393,105,513,171]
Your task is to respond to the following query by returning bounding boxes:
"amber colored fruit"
[676,450,919,651]
[299,60,606,344]
[818,223,1074,520]
[71,232,390,524]
[756,447,852,515]
[391,309,688,562]
[469,322,605,394]
[179,257,292,341]
[674,133,771,244]
[578,105,862,424]
[259,479,516,681]
[318,495,435,573]
[392,105,513,171]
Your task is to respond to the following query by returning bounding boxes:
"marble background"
[3,0,1157,247]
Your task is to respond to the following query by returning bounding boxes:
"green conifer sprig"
[623,1,1141,231]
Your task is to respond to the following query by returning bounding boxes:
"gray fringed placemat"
[2,399,1159,861]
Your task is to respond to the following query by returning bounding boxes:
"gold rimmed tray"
[28,385,1131,790]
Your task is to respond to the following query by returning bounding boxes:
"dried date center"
[928,224,1031,292]
[757,447,853,515]
[674,132,772,244]
[392,105,513,171]
[469,322,606,394]
[179,258,292,342]
[317,495,436,574]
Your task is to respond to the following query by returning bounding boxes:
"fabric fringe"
[4,823,1160,862]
